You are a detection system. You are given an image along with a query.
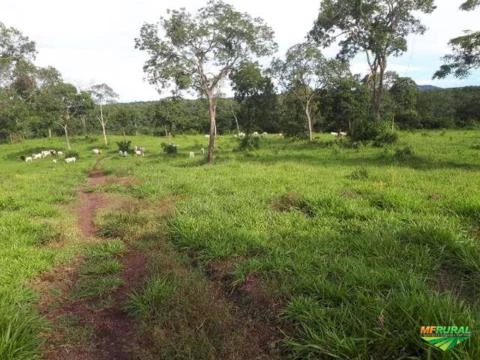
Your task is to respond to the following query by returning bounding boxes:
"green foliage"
[116,140,131,153]
[372,131,399,147]
[161,143,178,154]
[350,118,381,142]
[310,0,436,121]
[64,150,79,159]
[230,61,279,134]
[237,135,260,151]
[394,145,415,160]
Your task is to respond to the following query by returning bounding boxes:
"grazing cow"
[92,149,101,155]
[65,157,76,163]
[25,156,33,162]
[32,153,42,160]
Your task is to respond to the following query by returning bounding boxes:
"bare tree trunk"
[81,116,87,136]
[100,104,108,146]
[231,109,240,134]
[373,60,386,123]
[64,125,71,150]
[305,100,313,142]
[48,128,52,139]
[207,94,217,164]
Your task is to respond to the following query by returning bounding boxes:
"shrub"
[350,119,380,142]
[372,131,398,147]
[237,136,260,151]
[161,143,178,154]
[65,150,79,159]
[116,140,132,153]
[395,110,421,129]
[394,146,414,161]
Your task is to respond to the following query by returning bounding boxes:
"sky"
[4,0,480,102]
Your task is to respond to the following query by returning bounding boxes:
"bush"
[394,146,414,161]
[65,150,79,159]
[116,140,132,153]
[372,131,398,147]
[237,136,260,151]
[350,119,380,142]
[161,143,178,154]
[395,110,421,129]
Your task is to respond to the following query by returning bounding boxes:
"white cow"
[65,157,76,163]
[92,149,101,155]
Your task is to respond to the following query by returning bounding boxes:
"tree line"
[1,0,479,162]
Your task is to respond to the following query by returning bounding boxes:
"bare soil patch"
[39,171,148,360]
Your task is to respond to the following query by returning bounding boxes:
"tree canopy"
[135,0,277,162]
[434,1,479,78]
[310,0,436,122]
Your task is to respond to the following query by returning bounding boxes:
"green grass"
[73,240,125,302]
[1,130,479,359]
[99,130,480,359]
[0,137,101,359]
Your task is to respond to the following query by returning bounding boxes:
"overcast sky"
[4,0,480,102]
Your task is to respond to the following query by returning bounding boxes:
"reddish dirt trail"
[41,171,147,360]
[76,171,108,238]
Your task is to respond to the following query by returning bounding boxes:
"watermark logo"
[420,326,472,351]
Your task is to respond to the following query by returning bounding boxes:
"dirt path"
[40,171,147,360]
[38,169,284,359]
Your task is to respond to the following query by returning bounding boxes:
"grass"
[0,130,479,359]
[0,137,99,359]
[99,130,480,359]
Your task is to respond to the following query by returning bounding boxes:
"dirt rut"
[41,171,147,360]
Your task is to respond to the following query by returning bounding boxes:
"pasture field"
[0,130,479,359]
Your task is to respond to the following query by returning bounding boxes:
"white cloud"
[3,0,479,102]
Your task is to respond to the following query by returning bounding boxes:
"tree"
[33,66,63,138]
[230,61,278,134]
[89,83,119,146]
[271,42,349,141]
[0,22,36,87]
[135,0,277,163]
[73,91,95,136]
[434,1,479,78]
[389,76,418,129]
[319,76,370,133]
[40,82,79,150]
[310,0,436,123]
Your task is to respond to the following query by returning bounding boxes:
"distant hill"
[417,85,442,92]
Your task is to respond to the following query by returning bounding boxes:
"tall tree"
[135,0,277,163]
[33,66,63,138]
[41,82,79,150]
[271,42,348,141]
[434,1,479,78]
[89,83,118,146]
[230,61,278,134]
[310,0,436,123]
[0,22,36,87]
